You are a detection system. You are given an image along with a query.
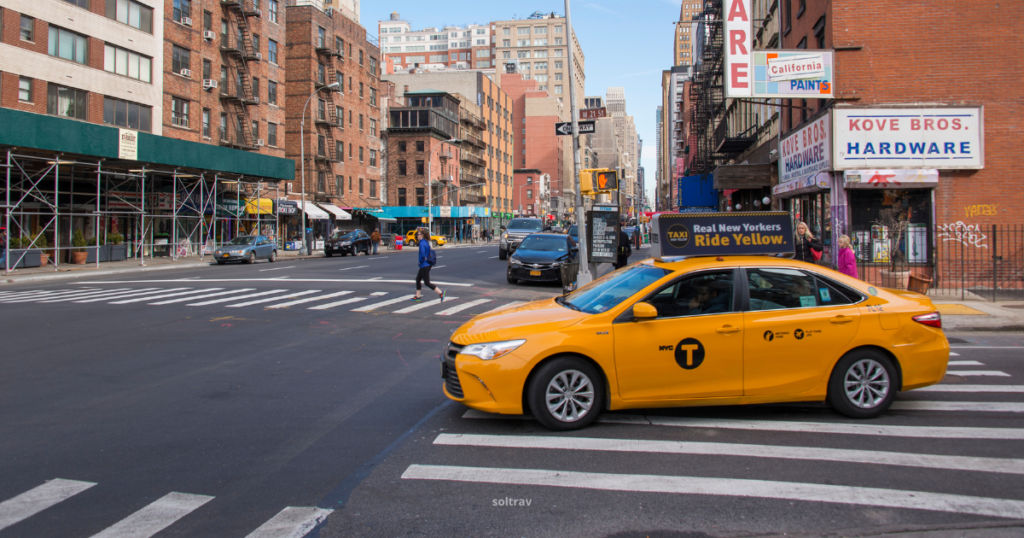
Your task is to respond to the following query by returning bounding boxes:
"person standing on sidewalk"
[370,229,381,255]
[794,222,823,263]
[836,235,859,279]
[413,228,444,302]
[614,227,632,270]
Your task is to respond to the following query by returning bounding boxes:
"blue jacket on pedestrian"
[418,239,431,268]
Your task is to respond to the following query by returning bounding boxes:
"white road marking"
[919,385,1024,393]
[111,289,223,304]
[37,288,134,302]
[339,265,369,271]
[371,292,388,296]
[259,266,295,272]
[0,478,96,532]
[393,297,458,314]
[489,256,498,259]
[1,288,101,302]
[351,295,416,312]
[435,299,493,316]
[89,492,214,538]
[477,251,487,253]
[366,256,388,260]
[402,464,1024,519]
[81,278,473,286]
[433,265,446,269]
[0,290,69,300]
[243,507,333,538]
[950,352,960,356]
[482,301,525,314]
[460,410,1024,440]
[945,371,1011,377]
[227,290,320,308]
[950,346,1024,350]
[150,289,256,305]
[76,288,191,303]
[948,360,984,366]
[308,296,371,310]
[266,291,354,308]
[434,433,1024,475]
[891,401,1024,413]
[187,290,291,306]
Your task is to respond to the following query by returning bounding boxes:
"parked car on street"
[214,235,277,264]
[404,230,448,247]
[499,218,545,260]
[325,229,372,257]
[507,233,577,285]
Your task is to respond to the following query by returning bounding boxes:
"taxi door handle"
[716,325,741,334]
[830,316,854,324]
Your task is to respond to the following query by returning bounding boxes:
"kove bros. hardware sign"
[833,108,983,170]
[780,112,832,184]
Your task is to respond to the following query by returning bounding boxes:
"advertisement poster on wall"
[833,108,984,170]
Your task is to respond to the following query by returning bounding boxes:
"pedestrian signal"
[579,168,618,195]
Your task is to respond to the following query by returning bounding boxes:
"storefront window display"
[848,189,932,267]
[786,192,832,261]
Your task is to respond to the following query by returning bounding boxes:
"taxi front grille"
[444,342,464,398]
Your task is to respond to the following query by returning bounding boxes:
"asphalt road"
[1,244,1022,537]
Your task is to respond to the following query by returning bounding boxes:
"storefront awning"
[318,204,352,220]
[713,164,773,189]
[843,169,939,189]
[773,173,831,197]
[299,202,331,220]
[244,198,274,215]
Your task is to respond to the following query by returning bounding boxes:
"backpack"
[426,247,437,266]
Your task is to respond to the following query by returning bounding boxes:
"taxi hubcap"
[546,369,594,422]
[844,359,890,409]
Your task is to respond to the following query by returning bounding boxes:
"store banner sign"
[773,173,831,196]
[752,51,834,98]
[650,212,794,258]
[843,169,939,189]
[723,0,752,98]
[833,108,984,170]
[780,113,832,184]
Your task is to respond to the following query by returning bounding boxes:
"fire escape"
[312,31,343,202]
[219,0,261,150]
[688,1,725,175]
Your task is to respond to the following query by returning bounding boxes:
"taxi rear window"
[563,265,670,314]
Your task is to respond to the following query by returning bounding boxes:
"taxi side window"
[812,275,860,306]
[648,271,734,318]
[747,268,821,311]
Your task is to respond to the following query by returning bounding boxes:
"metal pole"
[172,172,178,261]
[4,149,10,274]
[301,97,309,255]
[992,224,997,303]
[428,144,434,235]
[140,168,146,266]
[564,0,591,285]
[95,161,101,268]
[55,158,60,271]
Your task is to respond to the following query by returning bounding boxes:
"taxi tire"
[827,349,898,419]
[527,357,604,431]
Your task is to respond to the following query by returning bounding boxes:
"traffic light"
[579,168,618,195]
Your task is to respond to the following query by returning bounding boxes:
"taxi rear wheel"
[827,350,897,419]
[528,357,603,431]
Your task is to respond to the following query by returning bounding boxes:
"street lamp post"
[300,81,341,255]
[427,138,459,235]
[517,180,532,218]
[563,0,592,285]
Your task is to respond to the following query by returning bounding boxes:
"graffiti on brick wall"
[938,221,988,249]
[964,204,998,218]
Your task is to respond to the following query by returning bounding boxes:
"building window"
[370,180,378,198]
[336,37,344,56]
[349,142,353,158]
[553,49,563,57]
[268,0,278,22]
[105,44,152,82]
[48,85,88,120]
[172,45,191,74]
[20,15,34,41]
[317,99,326,121]
[251,119,258,141]
[268,123,278,146]
[335,175,344,196]
[268,40,278,63]
[359,146,364,163]
[359,177,364,194]
[201,108,210,137]
[219,113,227,140]
[555,85,562,94]
[502,40,510,47]
[416,141,424,152]
[317,172,326,193]
[369,149,377,167]
[555,61,562,69]
[49,27,89,65]
[399,141,407,152]
[416,160,424,175]
[336,106,343,127]
[318,64,325,85]
[398,161,407,175]
[172,0,191,23]
[555,37,562,45]
[105,0,153,32]
[555,25,563,34]
[317,135,325,156]
[416,188,425,206]
[370,87,377,106]
[317,27,326,48]
[369,119,377,136]
[359,49,364,65]
[171,97,189,128]
[268,81,277,105]
[203,10,212,30]
[517,27,529,35]
[18,78,32,102]
[527,189,533,199]
[202,59,211,80]
[359,82,364,98]
[398,188,407,206]
[358,114,364,130]
[813,15,827,48]
[103,97,152,131]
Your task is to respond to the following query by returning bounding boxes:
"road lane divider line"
[0,478,96,532]
[89,492,214,538]
[226,290,320,308]
[111,289,225,304]
[351,295,416,312]
[919,385,1024,393]
[76,288,192,303]
[187,289,291,306]
[392,297,458,314]
[401,464,1024,519]
[434,433,1024,475]
[435,299,493,316]
[308,296,371,310]
[891,401,1024,413]
[944,371,1011,377]
[266,291,354,309]
[258,266,295,272]
[243,507,333,538]
[37,288,134,302]
[339,266,369,271]
[150,289,257,305]
[947,360,984,366]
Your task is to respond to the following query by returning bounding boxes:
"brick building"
[501,73,564,219]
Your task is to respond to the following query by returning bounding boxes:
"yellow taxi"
[405,230,447,247]
[441,213,949,430]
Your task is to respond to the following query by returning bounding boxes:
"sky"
[365,0,682,208]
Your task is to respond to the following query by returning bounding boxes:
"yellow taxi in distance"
[442,217,948,430]
[405,230,447,247]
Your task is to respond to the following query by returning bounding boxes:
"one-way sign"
[555,121,595,136]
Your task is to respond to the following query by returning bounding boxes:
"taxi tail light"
[912,312,942,329]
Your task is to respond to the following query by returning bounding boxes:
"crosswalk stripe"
[891,401,1024,413]
[111,289,224,304]
[227,290,320,308]
[308,296,371,310]
[945,371,1011,377]
[1,289,100,303]
[402,464,1024,518]
[351,295,416,312]
[947,360,984,366]
[371,292,388,296]
[243,506,333,538]
[435,299,493,316]
[434,433,1024,475]
[0,478,96,532]
[39,289,140,303]
[76,288,191,303]
[150,289,257,305]
[949,352,960,356]
[392,297,458,314]
[187,290,291,306]
[13,288,109,302]
[0,290,61,299]
[918,385,1024,393]
[266,291,353,308]
[482,301,525,314]
[89,492,214,538]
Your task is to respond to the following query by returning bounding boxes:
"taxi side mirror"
[632,302,658,321]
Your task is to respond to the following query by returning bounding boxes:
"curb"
[1,262,211,285]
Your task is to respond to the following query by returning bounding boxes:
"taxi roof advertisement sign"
[651,212,794,258]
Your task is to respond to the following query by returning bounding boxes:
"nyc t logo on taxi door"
[674,338,705,370]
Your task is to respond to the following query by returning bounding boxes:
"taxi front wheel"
[827,350,898,419]
[528,357,604,431]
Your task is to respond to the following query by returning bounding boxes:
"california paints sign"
[780,112,832,184]
[833,108,984,169]
[723,0,752,98]
[752,51,834,98]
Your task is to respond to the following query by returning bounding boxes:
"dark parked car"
[325,229,371,257]
[507,233,577,285]
[213,235,277,264]
[567,224,578,243]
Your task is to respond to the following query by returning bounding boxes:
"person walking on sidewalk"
[413,228,445,302]
[614,227,632,270]
[836,234,859,279]
[370,229,381,255]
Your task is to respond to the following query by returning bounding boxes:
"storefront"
[712,163,774,216]
[774,113,835,262]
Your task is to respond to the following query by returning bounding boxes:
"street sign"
[555,121,595,136]
[579,108,607,120]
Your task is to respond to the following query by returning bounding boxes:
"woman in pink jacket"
[836,234,859,279]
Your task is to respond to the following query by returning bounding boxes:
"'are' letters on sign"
[724,0,752,97]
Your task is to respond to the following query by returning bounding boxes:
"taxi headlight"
[460,340,526,361]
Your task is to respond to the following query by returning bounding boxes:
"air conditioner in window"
[203,79,218,90]
[181,16,192,26]
[180,68,192,77]
[254,8,262,18]
[203,30,216,41]
[256,139,265,147]
[255,52,263,61]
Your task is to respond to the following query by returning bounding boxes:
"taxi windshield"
[518,236,567,252]
[561,265,670,314]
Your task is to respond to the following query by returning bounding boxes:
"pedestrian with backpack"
[413,228,445,302]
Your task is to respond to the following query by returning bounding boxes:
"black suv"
[325,229,371,257]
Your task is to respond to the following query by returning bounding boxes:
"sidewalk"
[930,297,1024,332]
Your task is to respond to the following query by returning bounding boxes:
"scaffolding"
[2,148,280,273]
